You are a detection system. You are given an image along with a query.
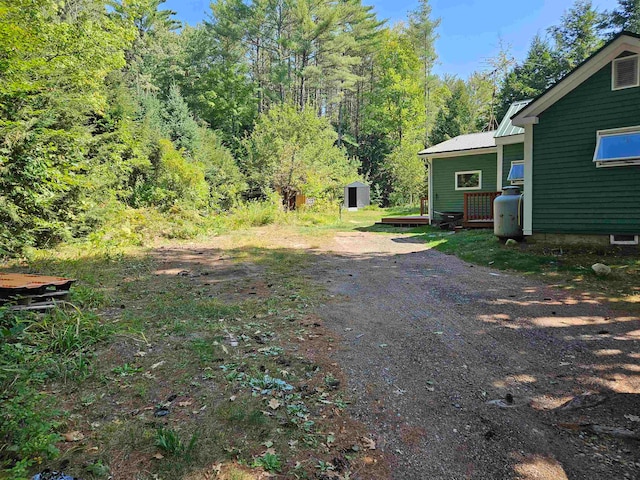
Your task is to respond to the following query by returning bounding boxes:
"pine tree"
[549,0,604,74]
[406,0,440,144]
[428,80,472,146]
[604,0,640,35]
[496,35,561,119]
[163,85,200,154]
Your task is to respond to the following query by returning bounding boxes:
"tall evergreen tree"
[406,0,440,144]
[548,0,604,75]
[163,85,200,153]
[604,0,640,35]
[496,35,561,118]
[428,80,472,146]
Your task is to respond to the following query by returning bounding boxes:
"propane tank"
[494,186,523,239]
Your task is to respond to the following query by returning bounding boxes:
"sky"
[163,0,621,78]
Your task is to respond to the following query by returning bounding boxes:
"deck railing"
[420,197,428,216]
[463,191,500,223]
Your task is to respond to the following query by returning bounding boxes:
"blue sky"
[164,0,620,78]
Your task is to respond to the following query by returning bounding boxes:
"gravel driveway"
[310,231,640,480]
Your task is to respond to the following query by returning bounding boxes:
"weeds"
[111,363,142,376]
[155,427,183,454]
[248,375,294,394]
[0,207,391,478]
[155,427,199,457]
[253,453,282,473]
[0,302,112,476]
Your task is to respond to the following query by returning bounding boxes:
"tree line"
[0,0,637,254]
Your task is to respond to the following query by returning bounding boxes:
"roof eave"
[419,146,497,159]
[495,133,525,145]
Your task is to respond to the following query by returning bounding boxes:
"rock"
[505,239,519,246]
[154,407,170,417]
[592,263,612,276]
[62,431,84,442]
[557,393,607,411]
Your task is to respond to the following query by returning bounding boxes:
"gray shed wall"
[344,185,370,208]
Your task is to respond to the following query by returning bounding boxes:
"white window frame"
[612,55,640,91]
[610,234,639,246]
[593,125,640,168]
[508,160,524,185]
[455,170,482,191]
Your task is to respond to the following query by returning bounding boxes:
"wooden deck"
[377,216,431,227]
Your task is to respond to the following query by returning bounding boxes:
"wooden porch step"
[463,220,494,229]
[378,216,431,227]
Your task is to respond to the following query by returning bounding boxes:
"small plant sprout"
[253,452,282,473]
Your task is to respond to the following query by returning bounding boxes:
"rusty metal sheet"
[0,273,75,290]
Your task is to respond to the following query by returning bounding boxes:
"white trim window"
[455,170,482,190]
[610,234,639,246]
[507,160,524,185]
[612,55,639,90]
[593,126,640,167]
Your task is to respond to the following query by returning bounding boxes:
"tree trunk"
[299,50,308,109]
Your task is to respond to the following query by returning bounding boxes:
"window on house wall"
[455,170,482,190]
[593,126,640,167]
[612,55,639,90]
[507,161,524,184]
[610,234,639,246]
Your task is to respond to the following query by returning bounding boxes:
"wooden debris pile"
[0,273,76,311]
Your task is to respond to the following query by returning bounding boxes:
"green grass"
[429,230,557,273]
[0,237,363,479]
[420,228,640,308]
[0,306,114,477]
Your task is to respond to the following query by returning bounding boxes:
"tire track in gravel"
[309,231,640,480]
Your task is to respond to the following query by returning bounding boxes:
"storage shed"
[344,181,370,209]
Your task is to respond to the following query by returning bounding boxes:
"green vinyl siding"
[502,143,524,187]
[532,58,640,235]
[432,152,497,213]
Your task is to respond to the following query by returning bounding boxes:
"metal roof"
[346,181,369,188]
[418,131,496,156]
[494,100,531,138]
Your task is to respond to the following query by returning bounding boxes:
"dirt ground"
[303,231,640,480]
[34,226,638,480]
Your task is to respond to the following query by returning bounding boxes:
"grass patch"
[1,239,364,479]
[0,306,114,477]
[425,228,640,306]
[430,230,557,273]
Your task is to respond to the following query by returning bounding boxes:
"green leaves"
[243,103,359,205]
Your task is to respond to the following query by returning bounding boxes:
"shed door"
[348,187,357,207]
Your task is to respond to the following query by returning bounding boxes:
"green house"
[418,102,528,228]
[511,31,640,245]
[420,31,640,245]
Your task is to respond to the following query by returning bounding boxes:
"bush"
[226,194,283,229]
[132,139,209,210]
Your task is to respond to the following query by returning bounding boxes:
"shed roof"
[418,131,496,156]
[494,100,531,138]
[346,181,369,188]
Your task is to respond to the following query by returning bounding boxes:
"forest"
[1,0,640,256]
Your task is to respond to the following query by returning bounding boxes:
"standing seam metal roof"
[494,99,532,138]
[418,131,496,156]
